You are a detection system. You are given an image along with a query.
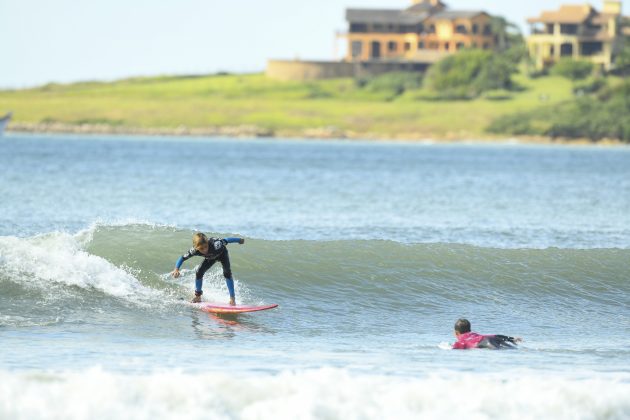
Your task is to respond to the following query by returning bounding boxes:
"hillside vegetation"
[1,54,626,142]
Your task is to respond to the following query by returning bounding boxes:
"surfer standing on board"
[171,233,245,305]
[452,318,522,350]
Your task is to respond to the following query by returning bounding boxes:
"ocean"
[1,134,629,419]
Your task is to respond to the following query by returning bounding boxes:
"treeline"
[355,48,523,101]
[488,82,630,142]
[353,38,630,142]
[488,39,630,142]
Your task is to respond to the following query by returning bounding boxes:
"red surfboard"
[193,302,278,314]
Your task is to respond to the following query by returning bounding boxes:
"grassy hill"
[0,72,581,140]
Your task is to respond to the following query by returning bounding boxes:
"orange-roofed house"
[527,0,627,70]
[342,0,496,63]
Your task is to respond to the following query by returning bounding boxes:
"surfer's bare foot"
[191,295,201,303]
[229,297,236,306]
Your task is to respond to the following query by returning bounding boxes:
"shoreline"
[5,122,627,147]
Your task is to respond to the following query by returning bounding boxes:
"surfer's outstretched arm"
[490,335,522,349]
[496,335,522,344]
[171,248,200,278]
[222,237,245,245]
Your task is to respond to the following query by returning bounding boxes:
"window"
[428,24,436,34]
[455,25,468,34]
[371,41,381,58]
[483,43,490,50]
[418,41,425,49]
[404,42,411,51]
[350,23,368,33]
[483,24,492,35]
[351,41,363,58]
[388,41,397,52]
[560,43,574,57]
[581,41,603,56]
[472,24,478,34]
[560,24,578,35]
[444,43,450,51]
[456,42,465,50]
[584,24,602,36]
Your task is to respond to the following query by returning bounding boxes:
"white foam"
[0,232,157,300]
[167,268,256,305]
[0,368,628,420]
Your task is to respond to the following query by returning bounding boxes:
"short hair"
[454,318,471,334]
[192,232,208,248]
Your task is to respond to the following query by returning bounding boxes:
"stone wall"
[266,60,431,81]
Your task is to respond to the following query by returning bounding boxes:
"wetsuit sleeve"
[222,237,243,245]
[495,335,518,344]
[175,248,199,269]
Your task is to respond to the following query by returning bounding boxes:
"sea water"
[1,134,629,419]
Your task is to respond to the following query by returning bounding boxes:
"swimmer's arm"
[496,335,523,344]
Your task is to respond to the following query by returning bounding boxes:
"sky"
[1,0,629,88]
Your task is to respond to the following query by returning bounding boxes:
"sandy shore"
[5,122,627,146]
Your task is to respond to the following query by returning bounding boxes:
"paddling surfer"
[452,318,522,350]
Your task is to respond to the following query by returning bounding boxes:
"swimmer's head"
[454,318,471,337]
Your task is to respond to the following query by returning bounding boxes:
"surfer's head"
[454,318,471,337]
[193,232,209,253]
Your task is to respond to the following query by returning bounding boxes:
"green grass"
[0,72,577,139]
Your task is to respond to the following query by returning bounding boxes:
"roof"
[346,7,487,25]
[527,5,596,24]
[591,13,619,24]
[430,10,488,20]
[346,9,426,25]
[405,0,447,15]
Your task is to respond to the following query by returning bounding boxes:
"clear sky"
[1,0,628,88]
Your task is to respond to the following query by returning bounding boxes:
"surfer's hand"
[171,268,180,278]
[239,238,245,244]
[229,297,236,306]
[514,337,523,343]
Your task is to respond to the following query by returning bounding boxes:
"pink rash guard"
[453,332,488,349]
[452,332,519,350]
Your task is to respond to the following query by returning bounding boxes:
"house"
[267,0,497,81]
[343,0,496,62]
[527,0,626,70]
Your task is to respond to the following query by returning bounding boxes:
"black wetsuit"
[176,237,242,297]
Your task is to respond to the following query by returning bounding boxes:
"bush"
[572,77,607,95]
[550,59,594,81]
[357,72,423,100]
[487,81,630,142]
[423,50,518,99]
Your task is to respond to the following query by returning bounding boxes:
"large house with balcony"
[343,0,496,62]
[527,0,626,70]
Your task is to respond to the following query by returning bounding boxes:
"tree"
[614,39,630,76]
[424,50,518,99]
[490,16,524,52]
